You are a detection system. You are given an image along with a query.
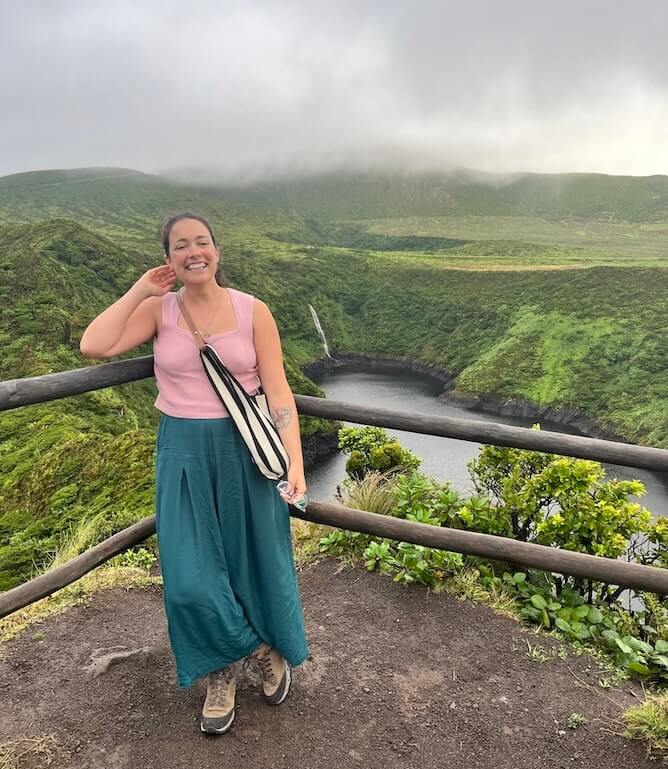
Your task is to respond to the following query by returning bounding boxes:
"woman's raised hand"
[135,265,177,298]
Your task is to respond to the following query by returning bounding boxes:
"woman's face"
[165,218,219,284]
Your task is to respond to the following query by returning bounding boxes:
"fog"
[3,1,667,180]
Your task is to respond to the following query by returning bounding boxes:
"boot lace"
[207,665,235,708]
[255,649,277,686]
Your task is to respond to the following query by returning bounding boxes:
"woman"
[80,213,309,735]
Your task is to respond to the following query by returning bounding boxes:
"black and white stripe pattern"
[200,343,290,480]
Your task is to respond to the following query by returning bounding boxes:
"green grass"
[361,215,668,262]
[623,692,668,760]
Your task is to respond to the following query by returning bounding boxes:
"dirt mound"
[0,559,652,768]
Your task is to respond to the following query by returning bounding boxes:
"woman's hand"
[134,265,177,299]
[80,265,174,358]
[278,467,308,509]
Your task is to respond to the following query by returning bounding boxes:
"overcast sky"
[3,0,668,180]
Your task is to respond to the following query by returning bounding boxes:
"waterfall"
[309,304,332,359]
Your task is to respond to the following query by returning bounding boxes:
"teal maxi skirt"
[155,415,309,687]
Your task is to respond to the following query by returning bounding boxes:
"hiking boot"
[250,644,291,705]
[200,665,237,735]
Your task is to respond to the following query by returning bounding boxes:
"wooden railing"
[2,356,667,472]
[1,355,667,619]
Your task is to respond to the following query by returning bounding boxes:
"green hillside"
[217,169,668,222]
[0,167,666,591]
[3,166,666,263]
[4,165,668,226]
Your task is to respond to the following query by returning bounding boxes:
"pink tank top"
[153,288,260,418]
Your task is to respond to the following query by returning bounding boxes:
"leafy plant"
[469,436,652,557]
[394,472,462,525]
[319,529,369,558]
[363,540,396,574]
[113,547,157,571]
[338,427,421,479]
[567,713,587,730]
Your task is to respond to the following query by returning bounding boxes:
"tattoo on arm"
[272,406,292,430]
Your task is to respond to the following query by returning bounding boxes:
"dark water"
[305,368,668,518]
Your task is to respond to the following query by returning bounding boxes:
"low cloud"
[2,1,667,180]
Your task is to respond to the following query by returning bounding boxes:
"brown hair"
[161,212,226,286]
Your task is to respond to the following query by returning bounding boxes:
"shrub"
[338,427,421,479]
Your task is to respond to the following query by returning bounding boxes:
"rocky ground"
[0,558,653,768]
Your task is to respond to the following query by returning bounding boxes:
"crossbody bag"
[176,294,289,481]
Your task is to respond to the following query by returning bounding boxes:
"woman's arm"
[253,299,306,501]
[80,265,175,358]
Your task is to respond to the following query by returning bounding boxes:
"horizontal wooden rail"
[2,501,667,619]
[300,501,668,594]
[0,517,157,619]
[0,356,155,411]
[295,395,668,474]
[1,358,667,473]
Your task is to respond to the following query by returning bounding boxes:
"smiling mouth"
[185,262,208,271]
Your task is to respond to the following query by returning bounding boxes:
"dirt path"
[0,559,652,768]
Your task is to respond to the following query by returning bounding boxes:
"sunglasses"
[276,481,309,512]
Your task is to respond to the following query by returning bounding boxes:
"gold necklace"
[184,292,221,339]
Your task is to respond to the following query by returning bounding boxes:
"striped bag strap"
[199,344,290,479]
[176,294,289,480]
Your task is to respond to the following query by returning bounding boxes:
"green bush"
[338,426,421,479]
[468,428,652,557]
